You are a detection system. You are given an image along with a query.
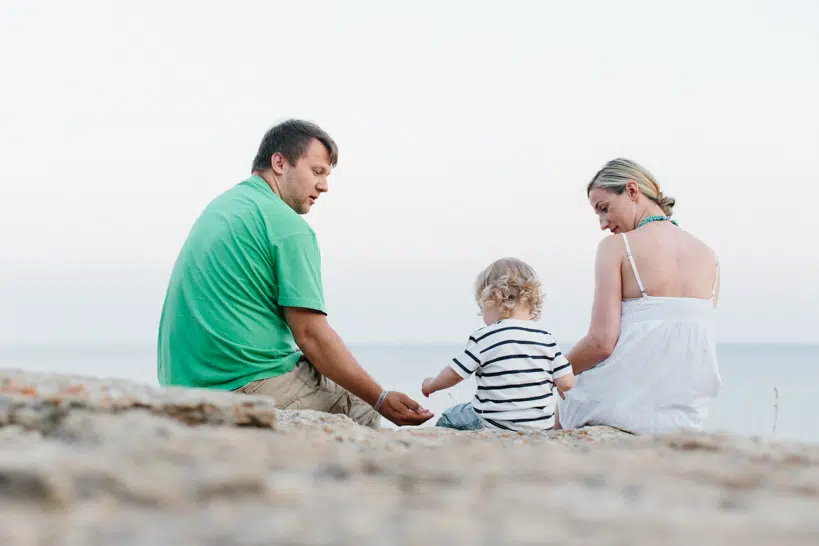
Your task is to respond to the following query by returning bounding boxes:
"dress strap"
[621,233,647,297]
[712,261,720,301]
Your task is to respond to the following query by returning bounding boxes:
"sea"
[1,343,817,444]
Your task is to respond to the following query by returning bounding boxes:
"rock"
[0,368,276,431]
[1,368,819,545]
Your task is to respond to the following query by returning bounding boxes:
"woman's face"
[588,183,638,234]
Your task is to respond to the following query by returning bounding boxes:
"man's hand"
[421,377,435,398]
[378,391,434,426]
[283,307,433,427]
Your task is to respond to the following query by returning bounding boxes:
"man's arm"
[283,306,433,426]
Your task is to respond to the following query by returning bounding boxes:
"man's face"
[280,139,332,215]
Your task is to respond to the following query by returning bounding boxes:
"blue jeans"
[435,402,483,431]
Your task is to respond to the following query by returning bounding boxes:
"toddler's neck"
[508,304,532,321]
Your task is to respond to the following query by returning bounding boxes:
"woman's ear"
[626,180,639,201]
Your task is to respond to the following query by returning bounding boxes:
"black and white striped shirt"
[450,319,572,431]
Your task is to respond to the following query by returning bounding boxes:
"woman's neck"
[635,202,667,226]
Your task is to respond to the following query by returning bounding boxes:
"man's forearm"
[296,323,383,406]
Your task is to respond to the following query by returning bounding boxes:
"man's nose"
[317,178,329,193]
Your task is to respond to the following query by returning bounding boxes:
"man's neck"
[252,170,282,199]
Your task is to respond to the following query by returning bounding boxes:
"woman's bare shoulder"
[679,228,719,262]
[595,233,626,258]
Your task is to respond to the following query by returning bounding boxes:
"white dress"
[558,233,722,435]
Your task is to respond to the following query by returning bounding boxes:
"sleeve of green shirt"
[272,233,327,314]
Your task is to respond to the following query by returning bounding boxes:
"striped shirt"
[449,319,572,431]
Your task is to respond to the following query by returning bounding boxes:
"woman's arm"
[566,236,623,375]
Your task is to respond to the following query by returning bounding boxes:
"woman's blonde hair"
[474,258,543,321]
[587,158,676,216]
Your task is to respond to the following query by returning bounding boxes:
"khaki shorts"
[236,359,381,429]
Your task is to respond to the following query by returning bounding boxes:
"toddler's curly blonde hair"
[474,257,544,321]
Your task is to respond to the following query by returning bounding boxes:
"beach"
[2,367,819,545]
[3,342,818,443]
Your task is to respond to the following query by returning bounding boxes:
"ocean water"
[1,343,817,444]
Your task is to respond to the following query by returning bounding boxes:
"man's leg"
[326,389,381,429]
[314,364,381,429]
[238,358,381,429]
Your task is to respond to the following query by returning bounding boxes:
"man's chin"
[291,203,313,214]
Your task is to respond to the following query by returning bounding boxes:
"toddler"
[421,257,574,431]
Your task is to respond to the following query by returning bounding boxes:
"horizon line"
[0,340,817,349]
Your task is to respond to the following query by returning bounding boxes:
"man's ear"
[270,152,287,175]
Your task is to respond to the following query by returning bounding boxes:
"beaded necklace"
[637,215,678,229]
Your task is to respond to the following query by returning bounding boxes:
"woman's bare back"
[619,222,719,302]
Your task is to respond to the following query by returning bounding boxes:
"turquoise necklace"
[637,215,678,229]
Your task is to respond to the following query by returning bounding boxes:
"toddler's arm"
[422,367,463,398]
[554,372,575,395]
[550,342,575,398]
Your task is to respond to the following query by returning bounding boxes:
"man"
[157,119,433,427]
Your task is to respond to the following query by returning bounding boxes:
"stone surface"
[1,368,818,545]
[0,369,277,431]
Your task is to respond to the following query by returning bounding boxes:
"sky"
[1,0,817,346]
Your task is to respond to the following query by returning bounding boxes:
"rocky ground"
[1,368,818,545]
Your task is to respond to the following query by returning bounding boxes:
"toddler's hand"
[421,378,434,398]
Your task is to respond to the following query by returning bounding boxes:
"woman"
[557,158,722,434]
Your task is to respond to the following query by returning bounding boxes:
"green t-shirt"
[157,175,326,390]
